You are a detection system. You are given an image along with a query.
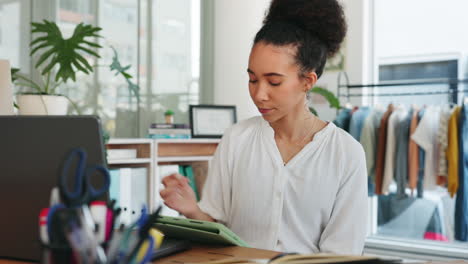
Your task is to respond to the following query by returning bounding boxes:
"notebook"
[153,216,249,247]
[198,254,402,264]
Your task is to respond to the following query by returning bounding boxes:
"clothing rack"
[336,71,468,104]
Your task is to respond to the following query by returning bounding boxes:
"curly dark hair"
[254,0,347,79]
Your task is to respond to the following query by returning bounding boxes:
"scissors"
[59,148,110,207]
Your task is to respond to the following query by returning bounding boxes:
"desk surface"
[1,246,467,264]
[155,245,278,263]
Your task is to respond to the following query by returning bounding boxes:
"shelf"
[155,139,221,144]
[108,138,153,144]
[107,158,152,165]
[157,156,214,162]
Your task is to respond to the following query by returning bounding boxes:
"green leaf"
[309,86,341,109]
[30,36,50,48]
[82,40,102,48]
[74,53,93,72]
[30,43,53,57]
[76,45,100,58]
[41,56,60,75]
[72,59,89,74]
[30,19,102,83]
[309,107,318,116]
[35,47,57,68]
[109,46,140,101]
[10,68,20,83]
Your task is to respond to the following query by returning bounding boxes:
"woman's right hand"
[160,173,199,217]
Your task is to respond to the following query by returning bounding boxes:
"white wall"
[374,0,468,75]
[315,0,373,121]
[212,0,372,121]
[212,0,270,121]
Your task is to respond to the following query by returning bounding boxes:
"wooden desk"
[1,246,467,264]
[154,245,278,263]
[0,246,277,264]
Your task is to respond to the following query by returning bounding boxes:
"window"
[0,1,21,67]
[52,0,201,138]
[368,0,468,257]
[374,57,461,244]
[149,0,200,119]
[374,58,460,106]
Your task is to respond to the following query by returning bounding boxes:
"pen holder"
[40,242,74,264]
[40,240,110,264]
[41,207,110,264]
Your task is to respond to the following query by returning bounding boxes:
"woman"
[160,0,367,255]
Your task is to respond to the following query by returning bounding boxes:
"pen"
[124,207,162,263]
[105,207,114,242]
[90,201,108,243]
[49,187,61,206]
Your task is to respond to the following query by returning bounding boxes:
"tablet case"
[153,216,249,247]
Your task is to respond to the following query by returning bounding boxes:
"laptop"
[0,116,106,261]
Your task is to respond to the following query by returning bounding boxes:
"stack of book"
[147,123,191,139]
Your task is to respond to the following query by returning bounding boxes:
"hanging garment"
[394,109,411,198]
[437,105,454,184]
[455,103,468,241]
[360,107,385,195]
[411,106,441,191]
[408,109,420,193]
[377,194,443,241]
[333,108,353,132]
[447,106,461,197]
[349,107,371,141]
[375,104,395,195]
[417,109,426,198]
[382,107,407,194]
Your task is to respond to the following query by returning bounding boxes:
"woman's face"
[248,42,315,123]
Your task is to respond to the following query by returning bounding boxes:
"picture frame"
[189,105,237,138]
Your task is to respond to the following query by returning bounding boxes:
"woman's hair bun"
[263,0,347,58]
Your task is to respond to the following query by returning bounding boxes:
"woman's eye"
[249,80,258,83]
[270,82,281,86]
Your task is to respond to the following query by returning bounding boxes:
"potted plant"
[14,20,102,115]
[164,109,175,124]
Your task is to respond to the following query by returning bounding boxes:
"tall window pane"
[57,0,97,116]
[98,0,139,137]
[147,0,200,126]
[0,1,21,67]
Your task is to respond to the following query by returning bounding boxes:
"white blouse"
[198,117,367,254]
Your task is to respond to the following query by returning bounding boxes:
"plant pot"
[16,94,68,115]
[165,114,174,124]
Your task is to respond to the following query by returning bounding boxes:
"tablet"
[153,215,249,247]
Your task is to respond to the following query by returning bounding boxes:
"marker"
[90,201,107,243]
[105,208,113,241]
[39,208,49,244]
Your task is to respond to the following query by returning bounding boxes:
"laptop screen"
[0,116,106,261]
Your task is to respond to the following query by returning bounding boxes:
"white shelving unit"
[153,139,220,211]
[106,138,220,211]
[107,158,152,165]
[106,138,155,208]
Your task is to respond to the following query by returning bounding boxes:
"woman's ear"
[302,71,318,92]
